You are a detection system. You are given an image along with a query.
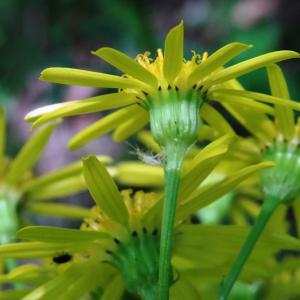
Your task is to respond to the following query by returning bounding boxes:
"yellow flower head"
[1,154,299,299]
[25,22,299,150]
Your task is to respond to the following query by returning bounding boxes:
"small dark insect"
[52,253,73,264]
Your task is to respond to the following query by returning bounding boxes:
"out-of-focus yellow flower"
[0,155,297,300]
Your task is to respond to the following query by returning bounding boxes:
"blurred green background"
[0,0,299,180]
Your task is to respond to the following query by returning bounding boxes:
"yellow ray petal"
[222,101,276,144]
[176,161,275,221]
[188,42,251,86]
[93,47,158,87]
[210,92,275,115]
[116,162,164,187]
[68,105,141,150]
[40,67,151,91]
[207,50,299,85]
[82,155,129,226]
[112,110,149,142]
[163,21,184,84]
[267,64,294,139]
[200,103,234,135]
[6,122,58,185]
[26,203,91,219]
[214,88,300,111]
[22,155,111,192]
[30,92,136,129]
[27,175,86,201]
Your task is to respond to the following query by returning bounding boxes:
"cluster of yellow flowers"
[0,22,300,300]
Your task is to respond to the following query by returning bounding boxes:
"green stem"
[158,145,186,300]
[0,196,19,290]
[219,197,280,300]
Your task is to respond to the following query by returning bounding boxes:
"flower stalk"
[147,87,203,299]
[219,196,280,300]
[159,144,186,300]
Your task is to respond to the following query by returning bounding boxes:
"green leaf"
[93,47,158,87]
[82,155,129,226]
[29,92,136,129]
[40,67,150,91]
[208,50,299,85]
[163,21,184,84]
[176,161,275,221]
[188,42,251,85]
[68,105,142,149]
[6,122,57,185]
[26,203,90,219]
[267,64,294,139]
[17,226,109,243]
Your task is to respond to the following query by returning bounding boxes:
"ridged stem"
[219,196,280,300]
[158,145,186,300]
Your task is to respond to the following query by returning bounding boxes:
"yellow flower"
[24,21,300,299]
[216,65,300,300]
[0,154,297,300]
[0,107,111,243]
[25,22,299,150]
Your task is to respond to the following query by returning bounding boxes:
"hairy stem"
[219,197,280,300]
[158,145,186,300]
